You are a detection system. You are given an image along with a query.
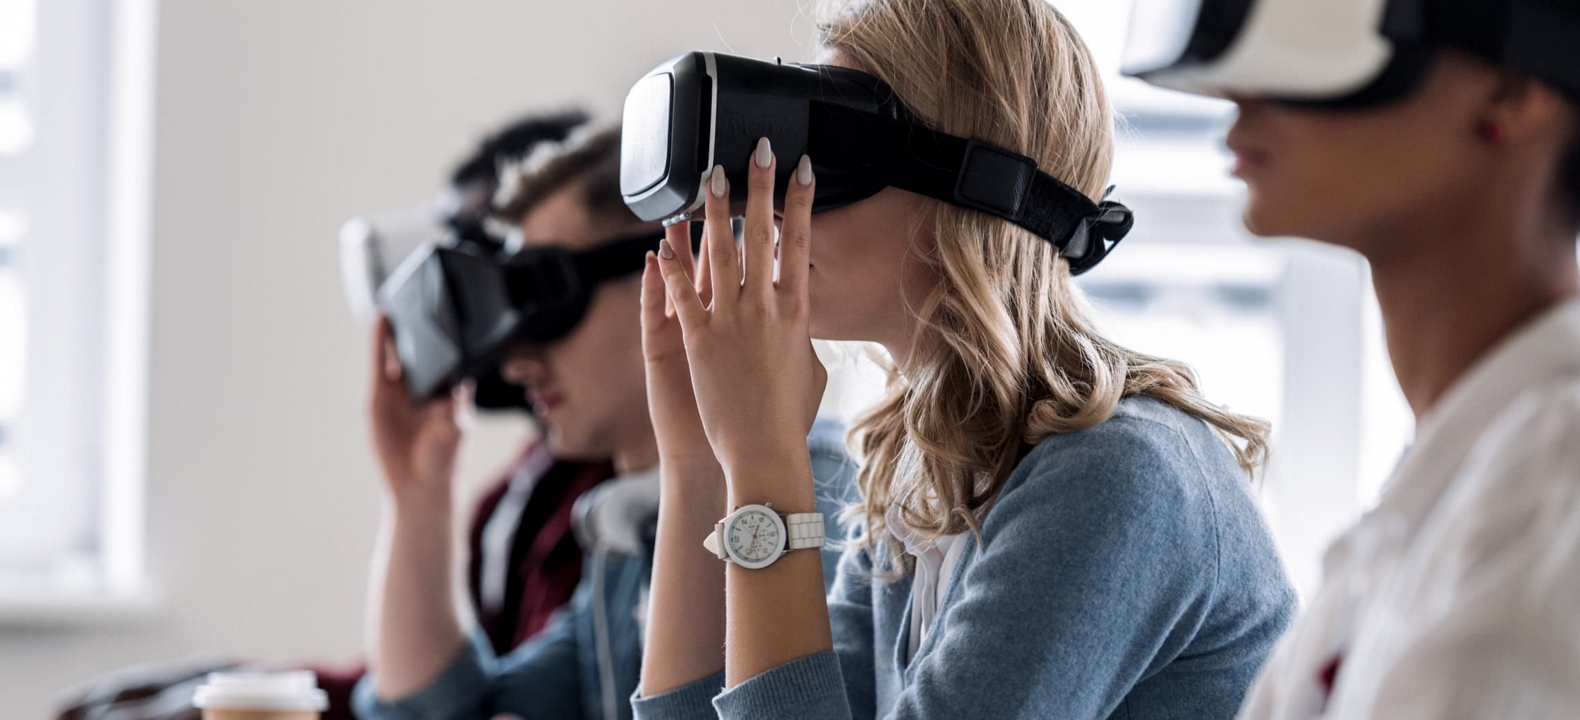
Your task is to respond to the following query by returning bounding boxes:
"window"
[0,0,155,619]
[0,2,33,522]
[1054,0,1414,597]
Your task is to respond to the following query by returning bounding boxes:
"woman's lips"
[1230,148,1270,177]
[1225,134,1270,177]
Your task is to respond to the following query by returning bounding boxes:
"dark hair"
[448,109,590,188]
[494,125,639,224]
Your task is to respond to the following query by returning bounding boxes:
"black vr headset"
[1122,0,1580,109]
[342,196,550,410]
[619,52,1135,276]
[376,230,664,402]
[341,112,590,410]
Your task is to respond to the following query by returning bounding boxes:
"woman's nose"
[1226,93,1268,115]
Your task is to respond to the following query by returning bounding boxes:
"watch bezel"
[722,504,787,570]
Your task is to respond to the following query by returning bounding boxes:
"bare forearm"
[370,498,467,700]
[724,454,833,687]
[640,463,730,695]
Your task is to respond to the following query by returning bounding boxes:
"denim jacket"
[353,418,859,720]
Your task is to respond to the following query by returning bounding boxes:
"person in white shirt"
[1127,1,1580,718]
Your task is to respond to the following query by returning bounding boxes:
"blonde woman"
[633,1,1296,718]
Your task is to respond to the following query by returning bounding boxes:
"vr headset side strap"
[581,224,705,284]
[1509,4,1580,102]
[507,226,700,303]
[573,233,663,285]
[571,230,671,285]
[807,102,1130,273]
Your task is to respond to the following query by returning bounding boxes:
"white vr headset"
[1123,0,1580,107]
[338,193,463,329]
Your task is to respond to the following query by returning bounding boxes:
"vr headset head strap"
[806,99,1133,275]
[573,223,708,283]
[570,230,666,285]
[1432,0,1580,104]
[503,224,699,306]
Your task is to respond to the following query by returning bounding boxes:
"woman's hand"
[640,217,722,473]
[368,316,471,507]
[653,138,826,489]
[639,224,734,695]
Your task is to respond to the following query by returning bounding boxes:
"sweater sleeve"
[631,420,864,720]
[354,602,586,720]
[631,534,876,720]
[711,416,1226,720]
[353,631,495,720]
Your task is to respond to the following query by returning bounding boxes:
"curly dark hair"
[493,125,637,225]
[448,109,589,189]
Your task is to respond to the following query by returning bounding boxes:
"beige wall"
[0,1,811,716]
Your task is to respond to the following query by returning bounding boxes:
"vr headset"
[619,52,1134,276]
[341,112,588,410]
[1123,0,1580,108]
[343,191,550,408]
[340,191,496,329]
[374,230,663,402]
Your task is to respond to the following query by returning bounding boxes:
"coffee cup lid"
[192,671,328,711]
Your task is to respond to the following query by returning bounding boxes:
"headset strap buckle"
[952,139,1035,221]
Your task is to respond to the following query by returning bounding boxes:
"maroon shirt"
[466,445,613,651]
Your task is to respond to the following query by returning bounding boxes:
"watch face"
[726,507,783,567]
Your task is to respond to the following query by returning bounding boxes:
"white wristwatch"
[702,503,825,570]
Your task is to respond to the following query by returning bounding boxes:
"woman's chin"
[1240,194,1295,239]
[808,314,832,342]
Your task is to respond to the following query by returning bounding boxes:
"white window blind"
[0,0,156,621]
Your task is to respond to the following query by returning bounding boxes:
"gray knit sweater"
[633,397,1296,720]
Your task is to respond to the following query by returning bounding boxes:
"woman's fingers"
[656,239,707,332]
[695,227,714,307]
[640,252,669,351]
[674,219,699,278]
[661,222,691,317]
[778,155,815,305]
[742,137,777,295]
[704,165,740,305]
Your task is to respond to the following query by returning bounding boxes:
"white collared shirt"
[478,443,556,615]
[888,504,969,663]
[1240,300,1580,720]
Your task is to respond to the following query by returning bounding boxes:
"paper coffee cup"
[192,671,328,720]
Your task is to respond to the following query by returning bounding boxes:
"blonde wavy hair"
[816,0,1272,571]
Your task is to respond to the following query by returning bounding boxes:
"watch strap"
[702,509,826,566]
[784,512,826,551]
[702,522,728,560]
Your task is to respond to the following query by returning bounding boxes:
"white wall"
[0,1,812,716]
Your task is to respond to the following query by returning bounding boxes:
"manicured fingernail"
[710,165,727,198]
[659,239,675,260]
[755,137,772,168]
[797,155,813,186]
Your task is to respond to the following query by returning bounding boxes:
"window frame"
[0,0,157,624]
